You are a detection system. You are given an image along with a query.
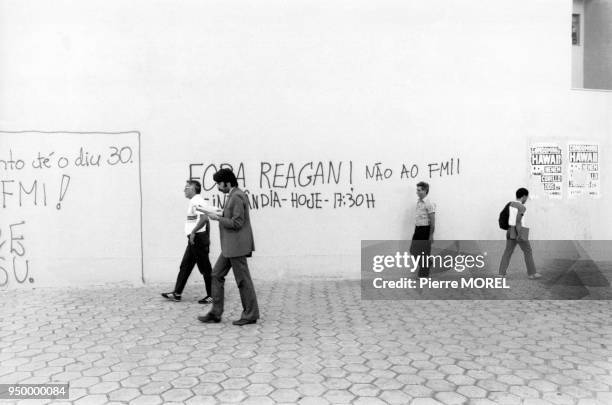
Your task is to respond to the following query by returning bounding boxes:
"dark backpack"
[498,202,511,230]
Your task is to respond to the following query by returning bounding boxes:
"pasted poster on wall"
[529,143,563,199]
[568,142,600,199]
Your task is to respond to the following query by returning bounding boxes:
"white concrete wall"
[1,0,611,288]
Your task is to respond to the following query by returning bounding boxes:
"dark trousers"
[174,232,212,296]
[498,231,537,276]
[411,225,432,277]
[209,254,259,321]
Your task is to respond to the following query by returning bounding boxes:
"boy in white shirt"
[410,181,436,278]
[162,180,213,302]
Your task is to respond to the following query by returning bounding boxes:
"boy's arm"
[428,212,435,241]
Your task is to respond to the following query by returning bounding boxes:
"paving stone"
[74,395,108,405]
[457,385,487,398]
[120,375,151,388]
[488,392,523,405]
[390,365,424,381]
[528,379,559,393]
[323,389,355,403]
[409,398,445,405]
[470,398,508,405]
[213,389,247,402]
[101,371,130,382]
[140,381,172,395]
[109,387,140,402]
[349,383,380,397]
[380,389,413,404]
[71,376,100,388]
[247,372,275,384]
[271,377,300,389]
[270,388,301,402]
[191,382,222,396]
[296,373,325,384]
[426,379,456,391]
[242,383,274,396]
[432,391,468,405]
[88,381,120,394]
[128,395,163,405]
[477,379,508,392]
[446,374,476,386]
[82,367,111,377]
[509,385,541,399]
[353,397,387,405]
[346,373,375,384]
[160,388,193,402]
[577,399,608,405]
[521,399,558,404]
[242,397,276,405]
[221,377,250,390]
[542,392,577,405]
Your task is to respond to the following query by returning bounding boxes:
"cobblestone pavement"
[1,280,611,405]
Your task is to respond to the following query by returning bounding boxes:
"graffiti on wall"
[188,158,461,210]
[0,220,30,286]
[0,131,142,287]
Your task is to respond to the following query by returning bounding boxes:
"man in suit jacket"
[197,168,260,325]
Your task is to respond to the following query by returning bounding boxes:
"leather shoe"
[232,319,257,326]
[198,314,221,323]
[161,292,181,302]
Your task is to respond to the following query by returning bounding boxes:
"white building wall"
[1,0,611,287]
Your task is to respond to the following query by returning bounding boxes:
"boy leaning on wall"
[410,181,436,278]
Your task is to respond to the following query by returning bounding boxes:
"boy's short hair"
[516,188,529,199]
[186,180,201,194]
[416,181,430,195]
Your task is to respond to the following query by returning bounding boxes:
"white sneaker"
[528,273,542,279]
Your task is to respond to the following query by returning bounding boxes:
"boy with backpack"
[498,188,541,279]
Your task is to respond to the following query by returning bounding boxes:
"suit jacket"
[218,187,255,258]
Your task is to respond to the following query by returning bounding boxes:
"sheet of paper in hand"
[197,204,223,216]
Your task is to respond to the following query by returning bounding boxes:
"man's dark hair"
[186,180,201,194]
[213,168,238,187]
[516,188,529,199]
[416,181,430,195]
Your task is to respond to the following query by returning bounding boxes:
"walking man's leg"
[208,255,232,318]
[230,256,260,322]
[175,242,196,295]
[517,240,537,276]
[498,238,517,276]
[193,234,213,298]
